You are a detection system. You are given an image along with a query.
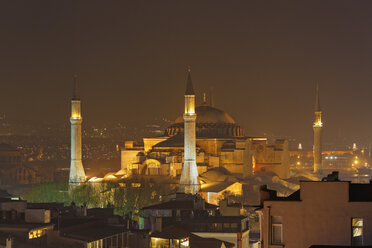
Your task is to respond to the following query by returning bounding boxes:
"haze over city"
[1,1,372,147]
[2,1,372,248]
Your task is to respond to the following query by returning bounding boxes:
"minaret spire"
[313,84,323,176]
[315,83,320,112]
[185,66,195,95]
[69,75,86,185]
[72,75,80,100]
[179,66,199,194]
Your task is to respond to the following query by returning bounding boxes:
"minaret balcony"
[313,121,323,127]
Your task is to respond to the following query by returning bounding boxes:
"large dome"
[174,105,235,124]
[165,105,244,138]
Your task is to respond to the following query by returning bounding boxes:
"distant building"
[290,148,371,181]
[0,143,52,185]
[257,172,372,247]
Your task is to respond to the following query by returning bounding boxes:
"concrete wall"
[262,181,372,248]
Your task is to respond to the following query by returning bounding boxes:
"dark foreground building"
[257,172,372,248]
[142,192,249,248]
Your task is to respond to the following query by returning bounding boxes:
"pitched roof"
[151,225,189,239]
[142,200,194,210]
[151,226,234,248]
[142,196,217,210]
[62,224,125,242]
[153,134,184,148]
[199,181,238,193]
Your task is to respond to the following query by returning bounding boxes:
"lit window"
[271,216,283,245]
[180,238,189,247]
[28,228,47,239]
[352,218,363,246]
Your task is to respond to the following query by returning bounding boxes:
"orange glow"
[313,120,322,127]
[71,113,81,119]
[29,228,47,239]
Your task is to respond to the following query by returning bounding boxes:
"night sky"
[1,1,372,146]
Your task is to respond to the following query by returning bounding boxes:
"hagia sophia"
[116,70,290,180]
[69,68,297,204]
[66,67,370,204]
[0,67,369,205]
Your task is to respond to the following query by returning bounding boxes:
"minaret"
[313,84,323,174]
[69,75,86,185]
[179,67,199,194]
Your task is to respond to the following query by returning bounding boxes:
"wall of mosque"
[121,137,290,179]
[143,138,167,152]
[121,150,141,173]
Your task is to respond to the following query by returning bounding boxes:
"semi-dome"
[174,105,235,124]
[165,105,244,138]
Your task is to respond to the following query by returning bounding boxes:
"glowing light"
[104,174,117,180]
[181,238,189,246]
[314,120,323,127]
[88,177,103,183]
[29,228,47,239]
[71,114,81,119]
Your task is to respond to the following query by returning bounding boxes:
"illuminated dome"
[174,105,235,124]
[165,105,244,138]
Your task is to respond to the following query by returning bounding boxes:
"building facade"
[258,176,372,247]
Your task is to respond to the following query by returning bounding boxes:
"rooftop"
[61,223,125,242]
[175,105,235,124]
[151,226,234,248]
